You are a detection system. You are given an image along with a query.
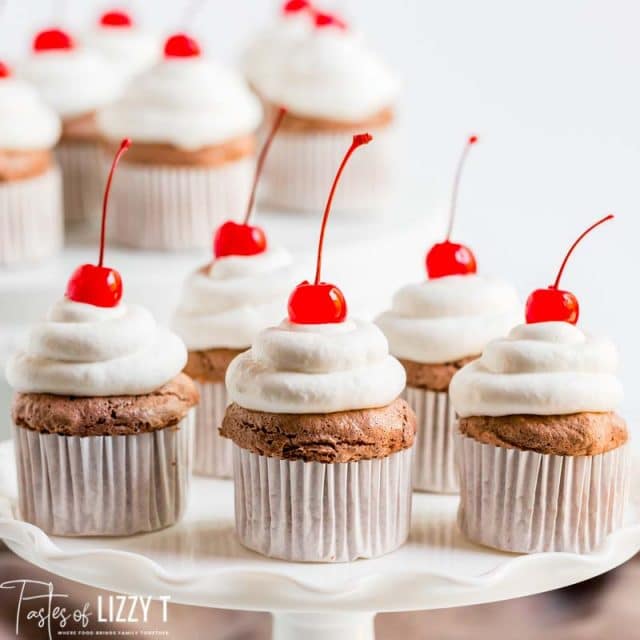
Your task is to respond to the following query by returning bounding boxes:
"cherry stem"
[552,214,614,289]
[98,139,131,267]
[446,135,478,240]
[243,106,286,225]
[314,133,372,285]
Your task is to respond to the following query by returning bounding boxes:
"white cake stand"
[1,440,639,640]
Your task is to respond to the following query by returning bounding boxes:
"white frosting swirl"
[172,247,295,350]
[449,322,623,417]
[82,26,161,78]
[18,49,123,119]
[6,298,186,397]
[245,23,399,121]
[376,275,521,364]
[0,77,61,149]
[226,319,406,414]
[97,57,262,149]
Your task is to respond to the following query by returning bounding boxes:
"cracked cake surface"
[220,397,416,463]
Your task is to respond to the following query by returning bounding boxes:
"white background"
[0,0,637,417]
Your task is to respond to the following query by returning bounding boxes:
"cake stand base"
[272,612,375,640]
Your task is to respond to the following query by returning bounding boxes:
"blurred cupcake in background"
[18,27,121,224]
[97,33,262,250]
[172,109,297,478]
[82,8,161,80]
[241,1,400,213]
[0,61,63,266]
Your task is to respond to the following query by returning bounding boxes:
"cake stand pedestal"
[1,439,639,640]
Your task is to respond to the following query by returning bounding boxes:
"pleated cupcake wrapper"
[107,157,254,250]
[403,386,459,494]
[193,381,233,478]
[13,411,194,537]
[259,125,397,213]
[55,141,104,224]
[0,168,63,266]
[233,445,413,562]
[456,433,630,553]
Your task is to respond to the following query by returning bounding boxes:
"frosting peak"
[172,247,295,351]
[243,19,399,121]
[376,275,521,364]
[449,322,623,417]
[0,77,61,149]
[226,318,406,414]
[97,57,262,149]
[6,298,186,396]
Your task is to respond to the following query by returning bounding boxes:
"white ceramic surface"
[1,438,639,615]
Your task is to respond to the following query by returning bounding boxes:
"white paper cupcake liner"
[403,386,459,493]
[259,125,397,213]
[13,411,194,537]
[456,432,630,553]
[0,168,63,266]
[233,445,413,562]
[193,381,232,478]
[55,141,104,224]
[107,158,254,250]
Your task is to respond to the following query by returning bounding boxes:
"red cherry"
[66,139,131,308]
[426,135,478,279]
[288,133,372,324]
[288,282,347,324]
[33,28,75,52]
[214,221,267,257]
[164,33,201,58]
[525,214,614,325]
[426,241,477,278]
[282,0,311,13]
[314,11,347,29]
[0,62,11,78]
[100,10,133,27]
[213,108,286,258]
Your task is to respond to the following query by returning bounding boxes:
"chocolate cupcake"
[5,141,199,536]
[0,61,63,265]
[450,216,629,553]
[172,109,296,478]
[221,134,416,561]
[241,2,400,213]
[376,137,520,493]
[97,33,262,250]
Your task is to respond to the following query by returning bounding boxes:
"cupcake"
[241,1,400,213]
[0,61,63,266]
[97,33,262,250]
[5,140,199,536]
[221,134,416,562]
[173,109,296,478]
[451,215,629,553]
[376,137,520,493]
[18,28,122,224]
[82,9,161,80]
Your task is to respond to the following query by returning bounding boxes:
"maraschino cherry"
[288,133,373,324]
[66,139,131,308]
[282,0,311,13]
[426,135,479,279]
[525,214,614,325]
[33,28,75,52]
[0,62,10,78]
[100,10,133,27]
[313,11,347,29]
[164,33,201,58]
[213,107,287,258]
